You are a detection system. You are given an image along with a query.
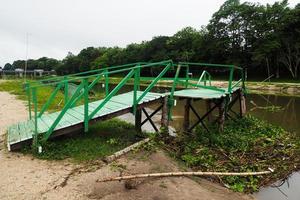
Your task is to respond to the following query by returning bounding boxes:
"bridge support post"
[218,98,226,132]
[64,76,69,104]
[183,98,191,132]
[161,96,169,132]
[83,78,89,132]
[239,89,246,117]
[135,108,142,134]
[206,100,213,122]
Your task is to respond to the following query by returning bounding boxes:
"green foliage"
[169,116,300,193]
[22,119,142,162]
[0,80,65,112]
[0,80,27,99]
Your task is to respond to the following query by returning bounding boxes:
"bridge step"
[7,91,165,151]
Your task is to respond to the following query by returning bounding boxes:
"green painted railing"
[25,60,174,146]
[178,62,245,94]
[24,60,245,148]
[197,70,212,86]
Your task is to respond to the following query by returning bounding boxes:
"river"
[170,93,300,200]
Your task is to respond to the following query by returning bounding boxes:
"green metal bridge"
[6,60,246,151]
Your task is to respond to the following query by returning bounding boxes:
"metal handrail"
[27,60,174,144]
[196,70,212,86]
[176,62,244,94]
[25,59,245,146]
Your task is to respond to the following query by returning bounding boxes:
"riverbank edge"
[105,77,300,97]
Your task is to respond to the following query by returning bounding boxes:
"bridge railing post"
[133,66,140,115]
[104,69,109,97]
[161,96,169,132]
[32,87,38,147]
[44,81,85,141]
[227,67,234,93]
[169,63,181,120]
[88,69,135,121]
[185,65,189,88]
[25,82,32,120]
[136,63,171,104]
[64,76,68,104]
[83,78,89,132]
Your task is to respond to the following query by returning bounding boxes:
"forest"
[3,0,300,80]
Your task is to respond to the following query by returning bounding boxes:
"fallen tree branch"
[103,138,150,163]
[97,170,273,182]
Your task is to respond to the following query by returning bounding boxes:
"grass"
[22,119,143,162]
[0,79,105,113]
[0,80,65,112]
[162,115,300,193]
[0,80,27,99]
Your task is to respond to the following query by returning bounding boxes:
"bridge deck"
[7,91,166,151]
[173,87,240,99]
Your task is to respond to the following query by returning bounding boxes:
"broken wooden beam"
[103,138,150,163]
[97,170,273,182]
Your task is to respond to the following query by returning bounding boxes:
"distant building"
[15,68,24,72]
[34,69,44,77]
[15,68,24,77]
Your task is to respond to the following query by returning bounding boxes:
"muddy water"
[93,84,300,199]
[169,93,300,200]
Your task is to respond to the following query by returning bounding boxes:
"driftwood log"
[103,138,150,163]
[97,170,272,182]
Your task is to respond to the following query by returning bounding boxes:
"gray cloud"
[0,0,298,66]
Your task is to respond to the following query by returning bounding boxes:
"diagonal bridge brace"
[225,92,243,120]
[188,100,222,132]
[141,105,163,132]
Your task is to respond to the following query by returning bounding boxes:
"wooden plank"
[106,100,127,109]
[8,124,21,144]
[138,91,163,99]
[37,118,49,133]
[26,118,45,134]
[47,112,72,129]
[110,98,132,106]
[173,89,225,99]
[88,103,114,117]
[90,100,123,111]
[104,101,127,111]
[7,91,168,150]
[7,126,10,148]
[27,120,36,138]
[18,121,31,140]
[67,108,84,121]
[63,112,82,125]
[40,114,55,129]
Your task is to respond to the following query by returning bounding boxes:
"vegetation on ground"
[159,116,300,193]
[0,79,105,113]
[21,119,143,162]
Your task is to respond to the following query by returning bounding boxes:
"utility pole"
[24,33,29,81]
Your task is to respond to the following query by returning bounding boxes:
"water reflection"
[255,172,300,200]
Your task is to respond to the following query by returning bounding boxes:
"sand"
[0,89,255,200]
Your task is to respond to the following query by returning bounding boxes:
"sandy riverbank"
[0,89,254,200]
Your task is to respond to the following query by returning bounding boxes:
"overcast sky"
[0,0,298,66]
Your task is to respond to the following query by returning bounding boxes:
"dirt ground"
[0,91,255,200]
